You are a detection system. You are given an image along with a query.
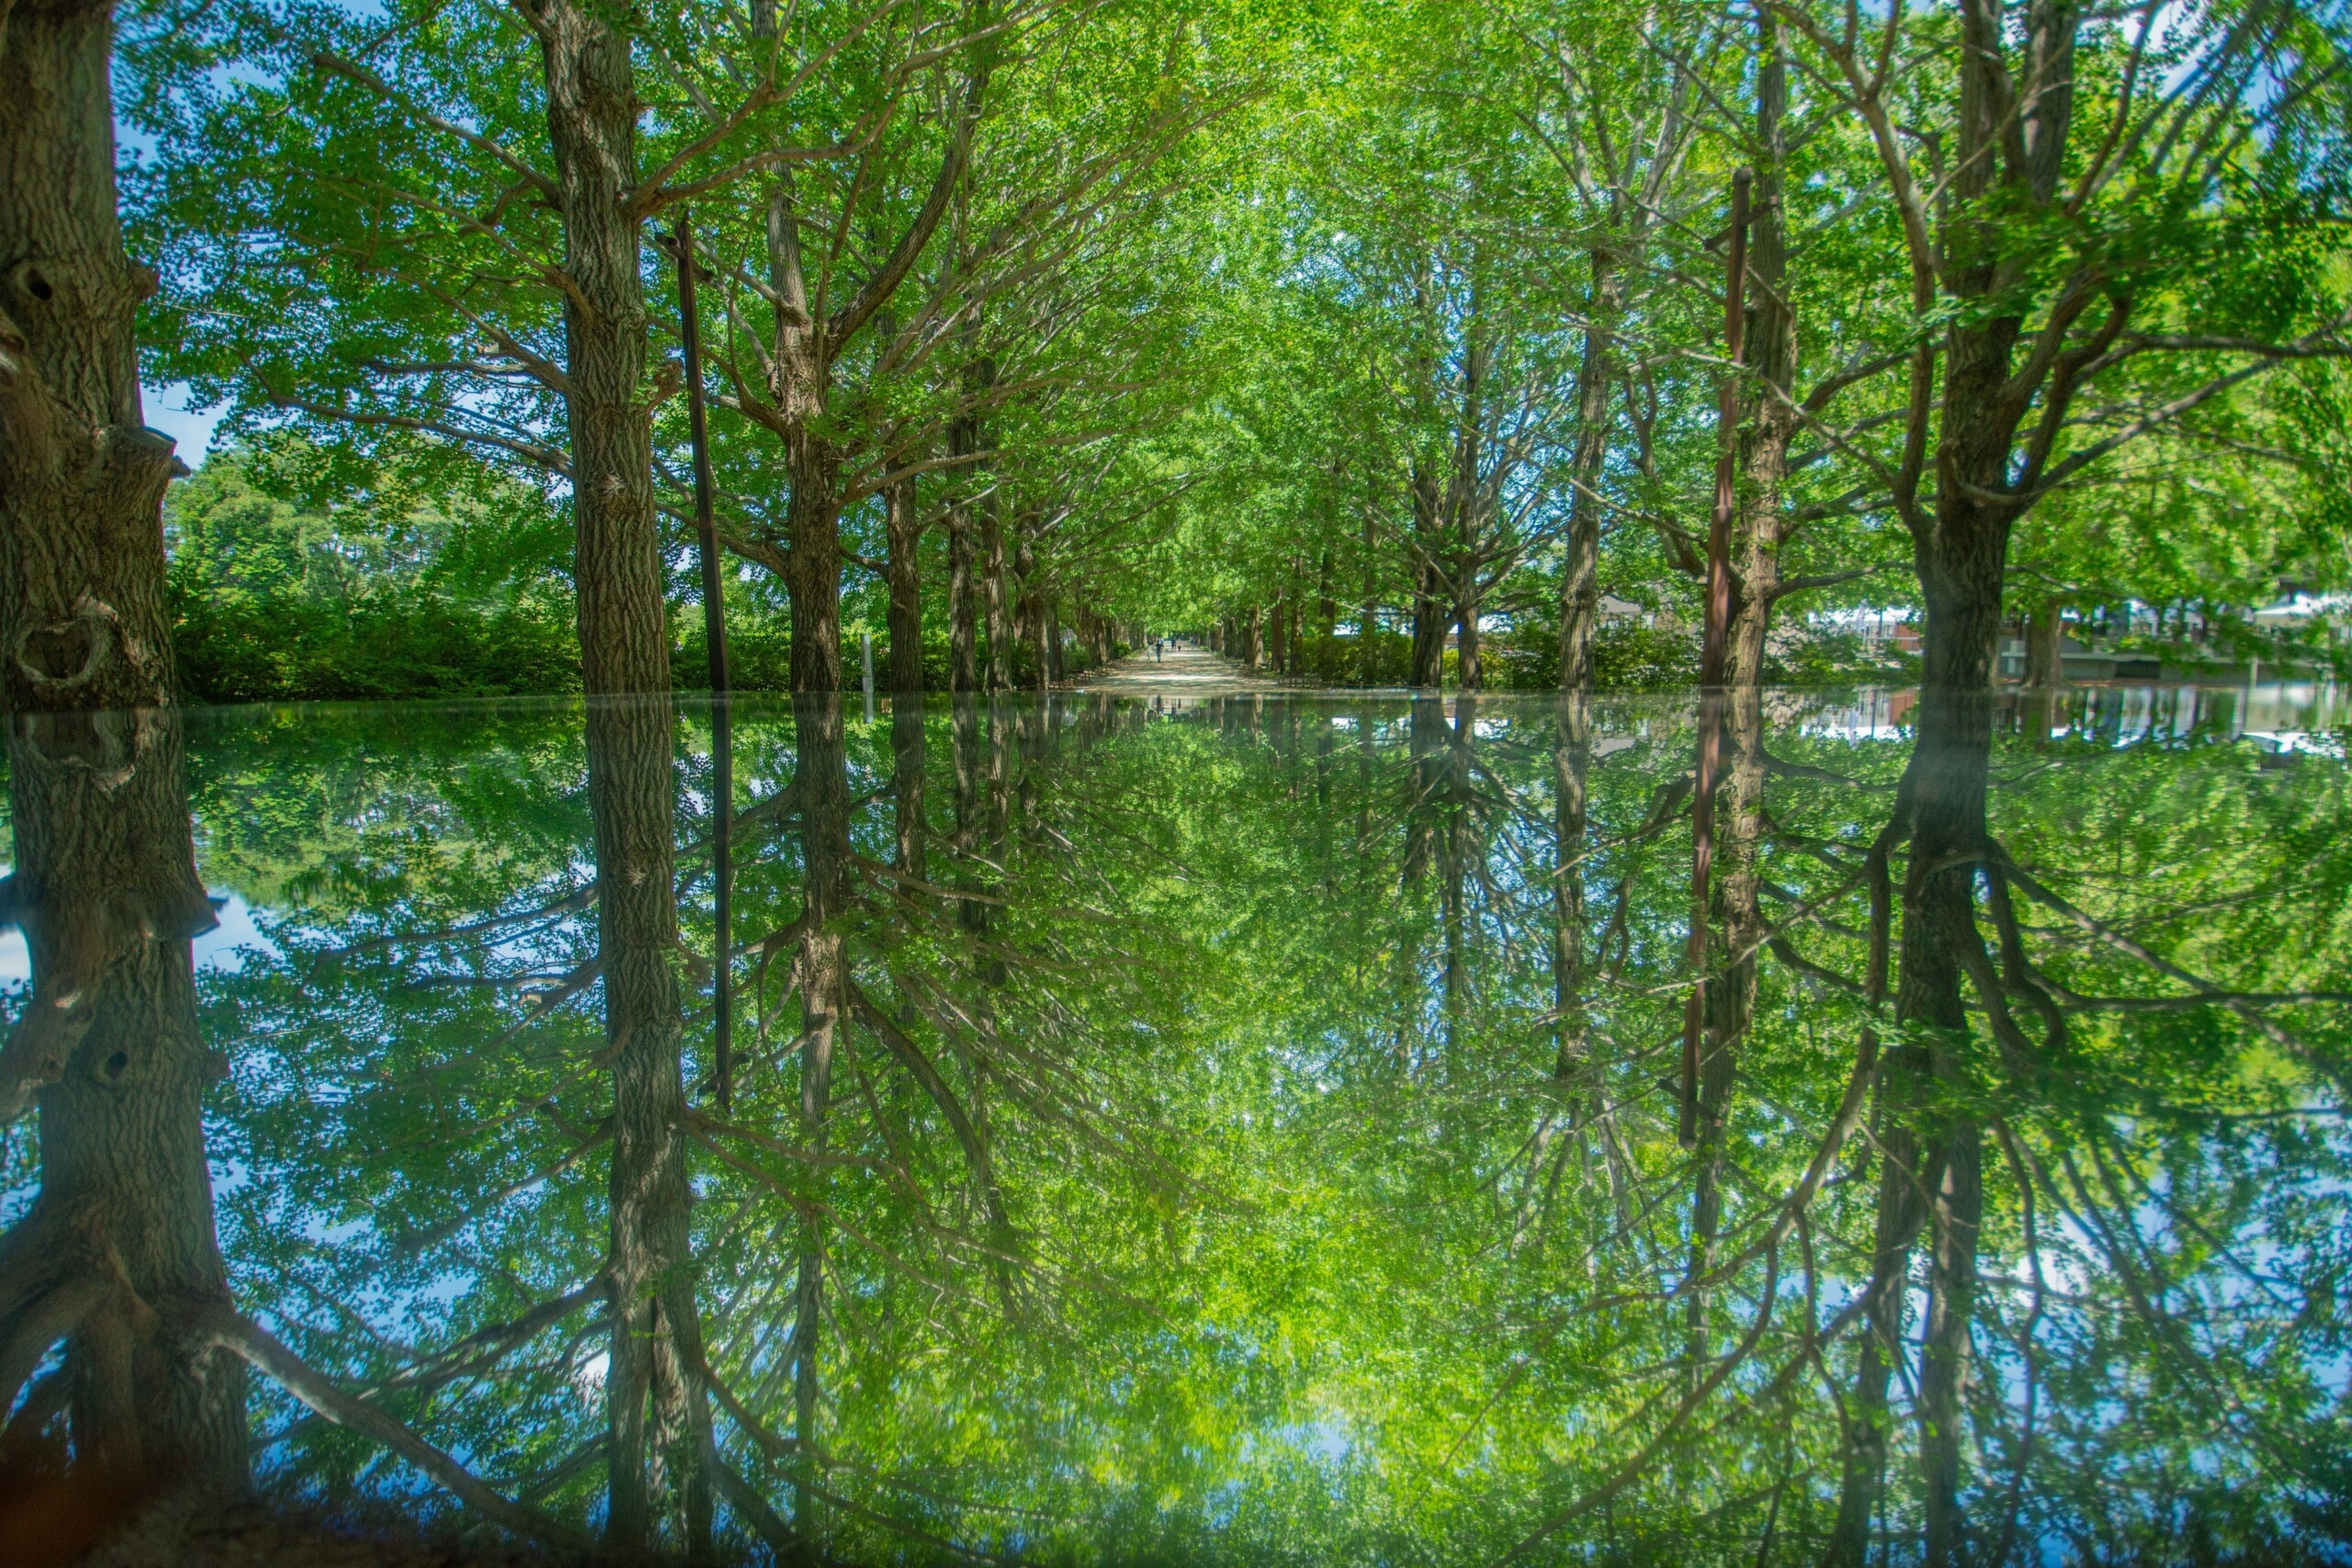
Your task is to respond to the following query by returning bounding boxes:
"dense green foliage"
[124,0,2352,695]
[164,446,582,701]
[8,689,2344,1561]
[10,0,2352,1558]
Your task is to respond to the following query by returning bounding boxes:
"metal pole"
[1682,168,1749,1150]
[675,209,734,1113]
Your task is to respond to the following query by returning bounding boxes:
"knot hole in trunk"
[15,595,120,697]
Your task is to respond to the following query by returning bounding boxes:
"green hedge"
[1272,623,1702,690]
[172,591,582,704]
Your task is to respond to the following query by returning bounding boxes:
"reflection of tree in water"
[0,708,247,1502]
[2,690,2346,1562]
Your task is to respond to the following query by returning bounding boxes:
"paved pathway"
[1067,644,1285,697]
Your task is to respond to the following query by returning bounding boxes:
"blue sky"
[149,379,226,462]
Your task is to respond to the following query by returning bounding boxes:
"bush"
[673,616,793,693]
[1278,622,1700,690]
[173,591,581,704]
[1292,631,1417,684]
[1763,626,1917,686]
[1592,621,1700,688]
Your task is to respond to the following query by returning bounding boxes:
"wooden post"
[1682,169,1749,1149]
[675,209,735,1113]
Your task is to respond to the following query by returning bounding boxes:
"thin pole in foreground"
[1682,167,1749,1150]
[676,208,735,1113]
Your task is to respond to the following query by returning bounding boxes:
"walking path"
[1069,644,1286,697]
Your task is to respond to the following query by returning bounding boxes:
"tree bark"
[1452,566,1482,693]
[885,475,923,694]
[1558,248,1621,695]
[981,491,1012,693]
[3,714,248,1494]
[1408,457,1445,689]
[537,3,704,1517]
[2024,597,2064,686]
[1725,11,1798,697]
[893,704,927,881]
[1552,692,1590,1074]
[946,349,991,695]
[785,433,843,693]
[0,0,246,1497]
[1690,12,1802,1315]
[531,0,670,705]
[0,0,180,717]
[586,692,711,1557]
[1359,485,1380,686]
[946,509,978,696]
[786,694,850,1534]
[539,35,716,1529]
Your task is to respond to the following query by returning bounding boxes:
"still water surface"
[3,684,2347,1564]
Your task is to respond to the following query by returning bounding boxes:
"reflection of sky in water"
[1,693,2342,1557]
[0,884,277,987]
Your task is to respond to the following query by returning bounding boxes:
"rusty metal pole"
[1682,168,1750,1149]
[676,209,735,1113]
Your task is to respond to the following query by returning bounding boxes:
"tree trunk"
[947,506,978,696]
[946,351,990,695]
[535,0,670,705]
[1409,562,1445,689]
[885,476,922,694]
[1725,10,1799,698]
[1453,577,1482,692]
[2025,597,2064,686]
[1403,694,1446,887]
[1360,492,1380,686]
[1408,458,1445,688]
[0,0,181,718]
[549,25,695,1527]
[1835,17,2088,1536]
[1825,684,1996,1566]
[1689,12,1801,1317]
[540,52,712,1539]
[1028,592,1051,692]
[785,433,843,693]
[981,494,1012,693]
[1558,248,1621,695]
[0,0,253,1498]
[1823,1051,1932,1567]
